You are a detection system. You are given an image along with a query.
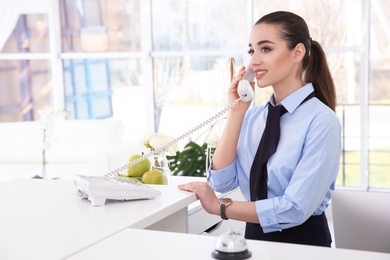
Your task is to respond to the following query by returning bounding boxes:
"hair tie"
[308,37,313,48]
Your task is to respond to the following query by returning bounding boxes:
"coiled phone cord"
[107,96,243,177]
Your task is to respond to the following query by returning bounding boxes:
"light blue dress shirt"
[207,83,342,233]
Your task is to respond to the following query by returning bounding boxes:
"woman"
[178,11,341,247]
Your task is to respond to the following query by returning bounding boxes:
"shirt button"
[266,218,271,224]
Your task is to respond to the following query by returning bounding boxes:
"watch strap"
[221,204,228,220]
[219,198,232,220]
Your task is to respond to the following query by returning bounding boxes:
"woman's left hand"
[178,182,220,216]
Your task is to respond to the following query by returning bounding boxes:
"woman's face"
[248,23,297,89]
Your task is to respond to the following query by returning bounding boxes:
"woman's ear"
[292,43,306,63]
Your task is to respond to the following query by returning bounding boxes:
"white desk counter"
[68,228,390,260]
[0,178,197,260]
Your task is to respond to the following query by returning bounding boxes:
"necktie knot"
[268,103,287,118]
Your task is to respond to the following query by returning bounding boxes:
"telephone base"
[74,174,161,207]
[88,196,106,207]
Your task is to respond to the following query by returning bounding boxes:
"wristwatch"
[219,198,232,220]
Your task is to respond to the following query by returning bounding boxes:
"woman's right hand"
[211,66,254,170]
[228,66,254,114]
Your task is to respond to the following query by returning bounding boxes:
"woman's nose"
[249,54,262,68]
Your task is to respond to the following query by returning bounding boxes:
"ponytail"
[304,41,336,111]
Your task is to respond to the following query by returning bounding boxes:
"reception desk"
[68,228,390,260]
[1,178,388,260]
[0,178,197,259]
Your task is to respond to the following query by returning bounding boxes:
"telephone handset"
[73,65,255,206]
[237,66,255,102]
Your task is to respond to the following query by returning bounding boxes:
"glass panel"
[89,60,110,91]
[154,55,244,148]
[60,0,141,52]
[63,59,88,98]
[369,105,390,189]
[328,52,361,104]
[327,51,361,187]
[0,60,51,121]
[151,0,247,51]
[64,58,113,119]
[94,97,112,118]
[1,14,49,53]
[252,0,362,47]
[336,104,361,187]
[76,100,89,119]
[369,0,390,189]
[63,58,145,136]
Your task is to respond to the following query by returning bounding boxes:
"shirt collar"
[269,83,315,114]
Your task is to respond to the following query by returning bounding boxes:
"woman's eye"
[261,47,271,52]
[247,49,254,56]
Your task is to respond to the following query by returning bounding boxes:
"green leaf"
[167,141,215,177]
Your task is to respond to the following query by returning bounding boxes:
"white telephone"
[74,66,255,206]
[74,174,161,206]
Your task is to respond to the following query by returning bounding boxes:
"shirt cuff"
[207,161,237,191]
[255,199,282,233]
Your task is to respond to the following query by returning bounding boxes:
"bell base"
[211,249,252,260]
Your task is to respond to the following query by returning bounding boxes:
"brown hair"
[255,11,336,111]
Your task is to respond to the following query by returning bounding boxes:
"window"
[60,0,141,52]
[152,0,246,52]
[63,59,113,119]
[368,0,390,189]
[59,0,143,121]
[0,0,388,190]
[151,0,248,148]
[0,14,51,121]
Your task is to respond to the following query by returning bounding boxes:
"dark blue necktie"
[249,92,316,201]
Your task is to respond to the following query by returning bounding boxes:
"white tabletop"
[0,178,197,259]
[68,228,390,260]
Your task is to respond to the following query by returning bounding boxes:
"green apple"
[141,169,167,185]
[127,154,151,177]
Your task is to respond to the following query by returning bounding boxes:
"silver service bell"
[212,229,252,259]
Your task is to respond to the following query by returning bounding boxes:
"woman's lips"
[255,70,267,80]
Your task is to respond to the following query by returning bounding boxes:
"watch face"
[220,198,232,205]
